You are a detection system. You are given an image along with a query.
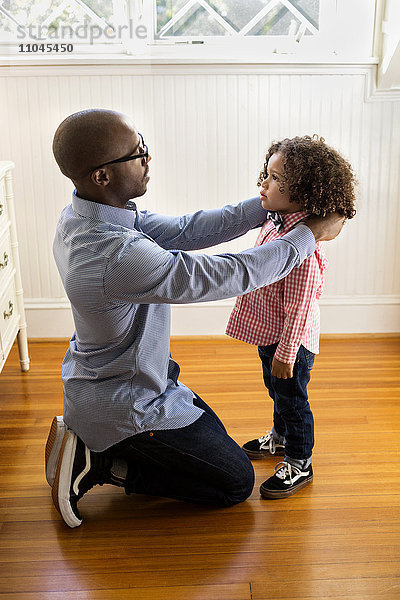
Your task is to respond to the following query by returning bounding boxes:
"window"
[0,0,377,61]
[155,0,320,41]
[145,0,342,58]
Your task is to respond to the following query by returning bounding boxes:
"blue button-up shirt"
[53,193,315,451]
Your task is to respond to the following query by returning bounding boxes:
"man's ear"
[91,168,110,187]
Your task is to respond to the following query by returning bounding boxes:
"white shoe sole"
[52,430,83,528]
[45,416,67,487]
[260,475,313,499]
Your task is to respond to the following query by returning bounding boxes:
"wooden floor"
[0,336,399,600]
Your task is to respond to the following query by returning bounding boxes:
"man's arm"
[104,224,316,305]
[136,197,266,251]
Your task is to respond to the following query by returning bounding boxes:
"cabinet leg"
[17,326,30,372]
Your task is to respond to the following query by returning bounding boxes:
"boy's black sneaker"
[260,461,313,499]
[242,431,285,459]
[52,429,111,528]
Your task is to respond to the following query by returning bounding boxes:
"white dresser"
[0,161,29,373]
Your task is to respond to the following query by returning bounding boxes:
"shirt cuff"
[281,223,316,265]
[241,196,267,229]
[274,341,300,364]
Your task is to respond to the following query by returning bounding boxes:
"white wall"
[0,63,399,337]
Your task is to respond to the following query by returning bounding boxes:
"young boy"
[226,135,356,499]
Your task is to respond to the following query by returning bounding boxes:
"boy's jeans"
[258,343,315,461]
[106,394,255,506]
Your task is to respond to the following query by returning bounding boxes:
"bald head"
[52,109,136,182]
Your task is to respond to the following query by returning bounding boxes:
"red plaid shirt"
[226,211,328,364]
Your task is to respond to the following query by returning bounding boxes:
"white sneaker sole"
[52,430,82,528]
[260,475,313,499]
[45,416,67,487]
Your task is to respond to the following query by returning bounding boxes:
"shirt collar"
[279,210,308,233]
[72,191,137,229]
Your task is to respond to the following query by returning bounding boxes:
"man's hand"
[271,356,294,379]
[305,212,345,242]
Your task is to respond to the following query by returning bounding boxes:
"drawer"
[0,279,19,353]
[0,228,13,293]
[0,178,8,232]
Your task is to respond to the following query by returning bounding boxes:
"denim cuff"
[285,455,312,469]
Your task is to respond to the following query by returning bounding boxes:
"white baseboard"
[24,296,400,338]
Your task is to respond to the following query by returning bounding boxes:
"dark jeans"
[258,343,315,460]
[107,394,255,507]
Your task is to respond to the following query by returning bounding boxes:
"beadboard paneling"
[0,65,399,335]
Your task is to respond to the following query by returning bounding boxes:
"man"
[48,109,344,527]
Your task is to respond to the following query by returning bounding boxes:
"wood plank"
[0,582,251,600]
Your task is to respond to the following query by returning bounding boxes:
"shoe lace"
[258,430,277,454]
[274,461,300,484]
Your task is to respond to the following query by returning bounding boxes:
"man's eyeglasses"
[92,133,149,171]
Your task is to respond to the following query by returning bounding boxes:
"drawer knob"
[0,252,8,268]
[3,300,13,319]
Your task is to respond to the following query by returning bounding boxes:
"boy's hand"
[271,356,294,379]
[305,212,345,242]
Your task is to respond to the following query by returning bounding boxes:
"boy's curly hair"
[257,135,357,219]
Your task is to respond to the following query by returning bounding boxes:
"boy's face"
[260,152,302,214]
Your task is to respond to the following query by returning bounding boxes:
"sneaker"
[260,461,313,499]
[51,429,110,528]
[242,431,285,459]
[45,415,67,487]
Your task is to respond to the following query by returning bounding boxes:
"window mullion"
[111,0,127,30]
[73,0,113,28]
[40,0,112,31]
[0,4,23,28]
[280,0,319,35]
[239,0,281,36]
[158,0,197,37]
[197,0,237,35]
[124,0,153,53]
